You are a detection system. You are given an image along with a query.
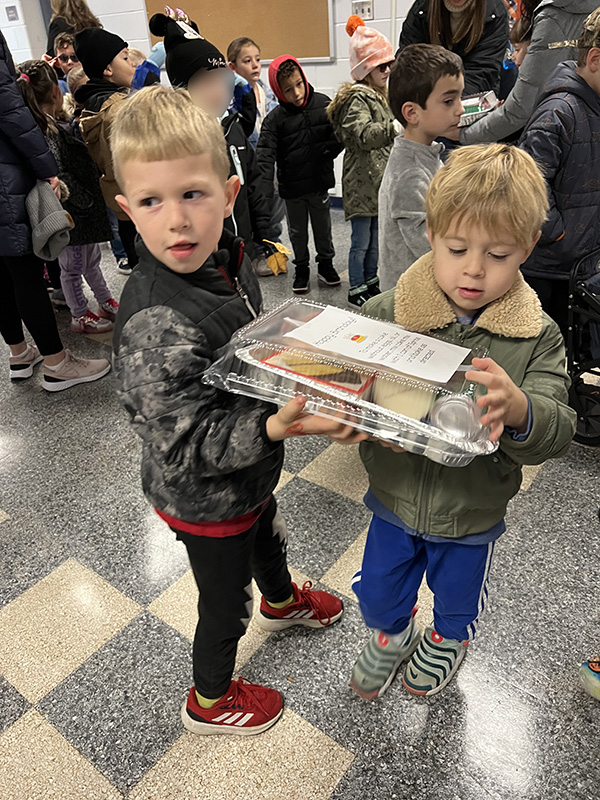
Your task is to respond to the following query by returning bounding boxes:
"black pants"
[284,192,335,269]
[174,496,292,698]
[0,253,63,356]
[117,219,139,269]
[524,274,569,337]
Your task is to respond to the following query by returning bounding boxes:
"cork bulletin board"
[145,0,333,61]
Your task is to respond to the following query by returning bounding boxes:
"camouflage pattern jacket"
[113,231,284,523]
[327,83,395,220]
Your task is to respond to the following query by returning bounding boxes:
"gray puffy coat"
[461,0,599,144]
[0,30,57,257]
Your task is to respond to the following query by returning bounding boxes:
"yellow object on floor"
[264,240,291,275]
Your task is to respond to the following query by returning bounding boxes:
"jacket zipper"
[415,458,433,534]
[217,265,258,319]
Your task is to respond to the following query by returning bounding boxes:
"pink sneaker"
[70,310,113,334]
[98,297,119,322]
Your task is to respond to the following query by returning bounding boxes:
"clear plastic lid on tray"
[202,299,499,466]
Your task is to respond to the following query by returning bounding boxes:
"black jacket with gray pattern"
[112,231,284,522]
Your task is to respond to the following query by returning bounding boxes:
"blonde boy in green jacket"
[351,144,576,701]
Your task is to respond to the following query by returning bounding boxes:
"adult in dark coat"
[519,59,600,333]
[0,30,109,387]
[0,29,65,363]
[399,0,509,96]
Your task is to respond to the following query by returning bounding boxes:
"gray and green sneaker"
[402,626,468,696]
[350,611,421,700]
[579,657,600,700]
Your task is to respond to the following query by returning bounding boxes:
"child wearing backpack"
[328,15,396,307]
[17,60,118,333]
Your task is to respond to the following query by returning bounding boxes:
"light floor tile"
[521,463,544,492]
[149,565,312,673]
[321,528,367,599]
[298,443,369,504]
[0,710,121,800]
[275,469,295,491]
[0,558,141,703]
[0,510,9,524]
[129,708,354,800]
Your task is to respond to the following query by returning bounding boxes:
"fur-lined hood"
[393,252,543,339]
[327,81,387,128]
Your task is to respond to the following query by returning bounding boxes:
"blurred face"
[104,48,135,88]
[366,61,393,90]
[116,154,239,274]
[188,68,235,117]
[231,44,261,85]
[513,41,529,69]
[428,217,539,317]
[279,68,305,107]
[56,45,79,75]
[402,73,465,145]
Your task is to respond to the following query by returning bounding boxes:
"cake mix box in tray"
[202,299,499,466]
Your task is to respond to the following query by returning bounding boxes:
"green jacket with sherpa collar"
[359,252,577,539]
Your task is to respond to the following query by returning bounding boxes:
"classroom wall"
[3,0,415,194]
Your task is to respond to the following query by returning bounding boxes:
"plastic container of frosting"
[202,299,499,466]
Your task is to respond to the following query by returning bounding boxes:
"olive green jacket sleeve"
[499,316,576,465]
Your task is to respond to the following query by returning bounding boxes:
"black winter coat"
[113,229,284,522]
[46,120,112,246]
[0,30,57,257]
[399,0,509,96]
[520,62,600,279]
[257,65,342,201]
[222,113,270,255]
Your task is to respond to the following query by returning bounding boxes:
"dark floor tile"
[37,611,191,793]
[276,477,371,578]
[0,677,30,734]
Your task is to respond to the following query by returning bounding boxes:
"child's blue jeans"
[353,513,496,642]
[348,215,379,289]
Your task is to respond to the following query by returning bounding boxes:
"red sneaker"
[98,297,119,321]
[181,678,283,736]
[257,581,343,631]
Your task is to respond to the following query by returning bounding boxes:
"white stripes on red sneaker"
[212,712,255,726]
[283,608,315,619]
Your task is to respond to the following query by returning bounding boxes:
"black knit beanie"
[149,13,226,88]
[74,28,128,80]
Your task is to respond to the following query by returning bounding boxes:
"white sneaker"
[42,350,111,392]
[9,344,43,380]
[251,255,272,277]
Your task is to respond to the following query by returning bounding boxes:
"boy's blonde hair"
[578,7,600,67]
[127,47,147,67]
[111,85,230,188]
[425,144,548,248]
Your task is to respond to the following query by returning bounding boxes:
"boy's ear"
[224,175,241,218]
[115,193,133,221]
[523,229,542,261]
[401,101,420,126]
[587,46,600,72]
[227,61,236,72]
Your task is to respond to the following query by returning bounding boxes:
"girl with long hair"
[46,0,102,56]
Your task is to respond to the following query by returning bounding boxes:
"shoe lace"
[222,678,271,716]
[294,581,333,626]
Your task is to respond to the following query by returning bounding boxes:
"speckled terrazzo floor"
[0,208,599,799]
